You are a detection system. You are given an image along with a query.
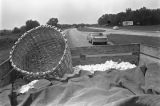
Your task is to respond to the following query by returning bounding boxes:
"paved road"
[65,28,114,48]
[64,27,160,48]
[65,28,93,48]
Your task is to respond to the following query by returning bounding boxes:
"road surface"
[65,27,160,48]
[65,28,93,48]
[65,28,113,48]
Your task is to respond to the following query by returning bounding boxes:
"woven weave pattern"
[10,25,73,80]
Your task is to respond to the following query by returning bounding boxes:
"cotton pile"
[75,60,136,73]
[18,60,136,93]
[18,80,38,93]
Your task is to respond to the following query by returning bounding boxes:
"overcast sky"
[0,0,160,29]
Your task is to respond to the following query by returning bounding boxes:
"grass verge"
[0,35,18,63]
[77,27,106,32]
[108,34,160,47]
[119,25,160,32]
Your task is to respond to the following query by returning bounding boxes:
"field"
[108,34,160,47]
[119,25,160,32]
[0,34,19,63]
[77,27,106,32]
[99,25,160,32]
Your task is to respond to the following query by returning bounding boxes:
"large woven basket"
[10,25,73,80]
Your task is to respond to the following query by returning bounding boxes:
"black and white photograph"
[0,0,160,105]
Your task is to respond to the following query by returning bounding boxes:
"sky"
[0,0,160,29]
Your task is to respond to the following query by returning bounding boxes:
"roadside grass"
[97,25,160,32]
[119,25,160,32]
[0,34,19,63]
[77,27,106,32]
[0,49,10,64]
[0,38,17,50]
[108,34,160,47]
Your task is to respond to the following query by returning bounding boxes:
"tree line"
[1,18,97,36]
[11,18,59,34]
[98,7,160,26]
[11,18,87,34]
[0,18,98,36]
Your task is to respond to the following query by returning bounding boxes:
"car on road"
[113,26,119,30]
[87,33,108,45]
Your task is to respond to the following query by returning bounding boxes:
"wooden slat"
[71,44,140,56]
[72,53,132,58]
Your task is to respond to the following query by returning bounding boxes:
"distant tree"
[98,15,108,25]
[98,7,160,26]
[125,8,133,21]
[79,23,85,27]
[25,20,40,31]
[19,25,26,33]
[151,9,160,25]
[12,27,21,33]
[126,8,132,14]
[0,29,12,36]
[72,24,78,28]
[58,24,72,29]
[46,18,58,26]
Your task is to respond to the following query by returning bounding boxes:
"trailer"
[0,43,160,87]
[1,43,160,106]
[0,44,160,87]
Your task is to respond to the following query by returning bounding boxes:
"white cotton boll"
[105,60,118,70]
[117,62,136,70]
[19,80,39,93]
[75,60,136,73]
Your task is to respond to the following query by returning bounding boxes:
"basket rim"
[9,25,68,76]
